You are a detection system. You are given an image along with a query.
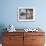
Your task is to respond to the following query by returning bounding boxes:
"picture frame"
[17,7,35,21]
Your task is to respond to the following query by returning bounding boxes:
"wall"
[0,0,46,43]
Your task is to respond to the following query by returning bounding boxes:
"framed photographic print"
[17,7,35,21]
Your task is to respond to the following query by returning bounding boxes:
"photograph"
[18,7,35,21]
